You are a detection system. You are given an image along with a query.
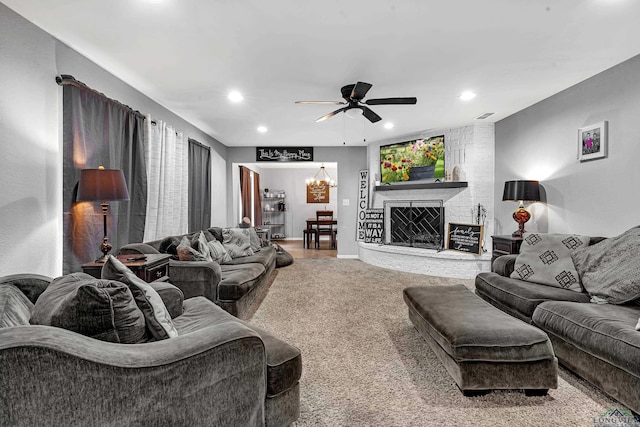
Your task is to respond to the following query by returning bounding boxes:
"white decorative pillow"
[208,239,232,264]
[571,225,640,304]
[510,233,590,292]
[247,227,262,252]
[176,236,209,261]
[102,255,178,340]
[222,228,254,258]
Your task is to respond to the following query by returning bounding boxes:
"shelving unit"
[262,190,286,241]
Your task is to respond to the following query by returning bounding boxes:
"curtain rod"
[55,74,146,119]
[188,138,210,150]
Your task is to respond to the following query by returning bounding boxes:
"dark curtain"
[188,139,211,232]
[253,172,262,227]
[240,166,252,222]
[62,84,147,273]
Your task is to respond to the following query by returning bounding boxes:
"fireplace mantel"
[374,181,468,191]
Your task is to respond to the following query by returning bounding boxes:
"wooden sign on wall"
[307,182,330,203]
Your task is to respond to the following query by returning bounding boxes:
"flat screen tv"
[379,135,445,184]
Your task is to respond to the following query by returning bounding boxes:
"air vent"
[476,112,494,120]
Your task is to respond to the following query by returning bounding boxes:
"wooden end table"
[491,235,523,263]
[81,254,171,283]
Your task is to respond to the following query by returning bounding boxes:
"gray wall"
[0,4,228,276]
[226,147,367,257]
[494,53,640,238]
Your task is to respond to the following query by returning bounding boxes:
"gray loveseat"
[0,273,301,426]
[120,227,277,318]
[475,241,640,414]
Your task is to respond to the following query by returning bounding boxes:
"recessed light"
[228,91,244,102]
[459,91,477,101]
[384,122,394,129]
[257,126,268,133]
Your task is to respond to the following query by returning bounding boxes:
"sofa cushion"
[0,284,34,327]
[510,233,590,292]
[102,255,178,340]
[572,225,640,304]
[174,297,302,396]
[218,263,266,300]
[207,239,233,264]
[30,273,147,343]
[222,228,254,258]
[224,245,276,269]
[207,227,224,243]
[533,301,640,378]
[177,235,210,261]
[475,272,591,322]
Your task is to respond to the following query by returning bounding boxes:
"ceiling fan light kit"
[296,81,417,124]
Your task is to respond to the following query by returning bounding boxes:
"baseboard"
[337,255,359,259]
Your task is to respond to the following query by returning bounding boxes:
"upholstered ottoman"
[403,284,558,396]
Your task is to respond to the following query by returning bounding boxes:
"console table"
[82,254,171,283]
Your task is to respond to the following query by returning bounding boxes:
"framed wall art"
[578,121,607,162]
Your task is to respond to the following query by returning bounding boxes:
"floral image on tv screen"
[380,135,445,183]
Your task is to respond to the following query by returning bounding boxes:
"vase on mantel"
[409,165,435,181]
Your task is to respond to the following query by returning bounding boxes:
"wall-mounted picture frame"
[578,121,607,162]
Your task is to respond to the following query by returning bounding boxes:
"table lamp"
[77,166,130,262]
[502,180,541,237]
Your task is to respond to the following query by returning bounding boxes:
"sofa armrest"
[119,243,161,255]
[149,281,184,318]
[0,274,52,304]
[492,254,518,276]
[0,321,266,426]
[168,259,222,302]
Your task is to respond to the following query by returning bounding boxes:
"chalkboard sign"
[447,223,484,255]
[364,209,384,243]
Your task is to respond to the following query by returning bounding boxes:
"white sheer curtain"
[143,115,189,241]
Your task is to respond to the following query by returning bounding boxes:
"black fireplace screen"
[384,200,444,250]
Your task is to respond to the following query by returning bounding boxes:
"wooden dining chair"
[315,210,335,249]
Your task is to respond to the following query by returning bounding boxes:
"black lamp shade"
[502,180,540,202]
[77,168,130,202]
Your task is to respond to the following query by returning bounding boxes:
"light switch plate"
[343,199,350,206]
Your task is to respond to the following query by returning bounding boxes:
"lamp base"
[512,204,531,237]
[95,237,113,263]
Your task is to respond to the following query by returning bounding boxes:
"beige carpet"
[250,258,622,427]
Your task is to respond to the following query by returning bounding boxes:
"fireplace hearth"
[384,200,444,250]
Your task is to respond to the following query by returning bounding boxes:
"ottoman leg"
[524,389,549,397]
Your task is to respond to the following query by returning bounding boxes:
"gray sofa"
[0,273,301,426]
[119,227,277,318]
[475,250,640,413]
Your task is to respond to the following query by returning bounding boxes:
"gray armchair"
[0,274,301,426]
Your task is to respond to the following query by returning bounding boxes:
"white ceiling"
[4,0,640,147]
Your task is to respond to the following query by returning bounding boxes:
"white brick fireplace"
[360,123,495,279]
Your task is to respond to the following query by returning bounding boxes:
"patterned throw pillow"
[571,225,640,304]
[176,235,210,261]
[510,233,590,292]
[102,255,178,340]
[208,239,232,264]
[222,228,254,258]
[0,284,34,327]
[30,273,147,343]
[247,227,262,252]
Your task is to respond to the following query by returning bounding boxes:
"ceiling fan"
[295,81,417,123]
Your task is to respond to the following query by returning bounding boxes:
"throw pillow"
[571,225,640,304]
[247,227,262,252]
[222,228,254,258]
[510,233,590,292]
[30,273,147,343]
[159,236,180,256]
[102,255,178,340]
[208,239,233,264]
[207,227,224,243]
[0,284,34,327]
[176,236,209,261]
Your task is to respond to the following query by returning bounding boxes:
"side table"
[491,235,523,264]
[82,254,171,283]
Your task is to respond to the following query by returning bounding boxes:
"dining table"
[304,217,338,248]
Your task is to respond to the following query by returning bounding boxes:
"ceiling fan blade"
[295,101,346,105]
[361,106,382,123]
[350,82,373,100]
[365,97,417,105]
[315,106,349,123]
